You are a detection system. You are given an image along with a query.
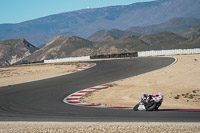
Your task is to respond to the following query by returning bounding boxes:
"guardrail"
[138,48,200,57]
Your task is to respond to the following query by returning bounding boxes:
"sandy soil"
[0,62,87,87]
[0,56,199,132]
[82,54,200,109]
[0,122,199,133]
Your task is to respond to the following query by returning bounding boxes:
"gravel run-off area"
[0,122,200,133]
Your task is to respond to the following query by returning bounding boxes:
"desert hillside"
[0,39,38,66]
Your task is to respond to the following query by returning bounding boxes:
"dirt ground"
[0,55,199,132]
[82,54,200,109]
[0,122,199,133]
[0,62,87,87]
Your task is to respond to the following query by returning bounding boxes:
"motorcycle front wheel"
[133,103,139,111]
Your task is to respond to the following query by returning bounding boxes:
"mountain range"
[88,17,200,42]
[127,17,200,35]
[22,25,200,63]
[0,0,200,47]
[1,24,200,66]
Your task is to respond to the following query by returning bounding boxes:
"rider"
[144,93,161,100]
[143,93,161,104]
[143,94,153,101]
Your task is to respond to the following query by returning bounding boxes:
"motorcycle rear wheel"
[145,101,157,111]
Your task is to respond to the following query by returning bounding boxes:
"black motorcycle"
[133,94,163,111]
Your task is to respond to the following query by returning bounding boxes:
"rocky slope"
[179,25,200,39]
[0,39,38,66]
[23,36,94,62]
[88,29,136,42]
[96,32,188,52]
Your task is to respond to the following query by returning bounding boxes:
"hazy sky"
[1,0,155,24]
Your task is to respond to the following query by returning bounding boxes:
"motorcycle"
[133,93,163,111]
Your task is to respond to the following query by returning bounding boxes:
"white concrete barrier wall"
[44,56,90,63]
[138,48,200,57]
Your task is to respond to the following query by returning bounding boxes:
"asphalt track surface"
[0,57,200,122]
